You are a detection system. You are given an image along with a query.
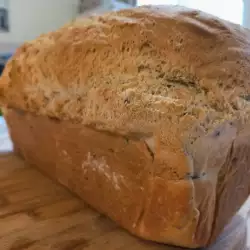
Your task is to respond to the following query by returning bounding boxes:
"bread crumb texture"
[1,5,250,147]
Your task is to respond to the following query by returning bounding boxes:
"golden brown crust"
[2,5,250,248]
[1,5,250,140]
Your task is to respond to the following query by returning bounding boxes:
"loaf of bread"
[1,5,250,248]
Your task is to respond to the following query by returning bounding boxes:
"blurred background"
[0,0,248,70]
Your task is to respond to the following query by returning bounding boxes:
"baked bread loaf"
[1,5,250,248]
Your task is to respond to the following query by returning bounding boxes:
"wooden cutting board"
[0,118,249,250]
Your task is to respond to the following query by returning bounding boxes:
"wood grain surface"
[0,118,249,250]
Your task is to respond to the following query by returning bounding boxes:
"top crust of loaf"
[1,5,250,147]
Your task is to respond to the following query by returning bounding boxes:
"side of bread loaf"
[1,5,250,248]
[4,108,250,248]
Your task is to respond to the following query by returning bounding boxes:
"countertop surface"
[0,117,249,250]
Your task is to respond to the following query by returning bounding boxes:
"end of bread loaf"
[1,4,250,248]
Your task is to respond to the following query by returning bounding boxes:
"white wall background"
[0,0,79,44]
[137,0,244,25]
[243,0,250,28]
